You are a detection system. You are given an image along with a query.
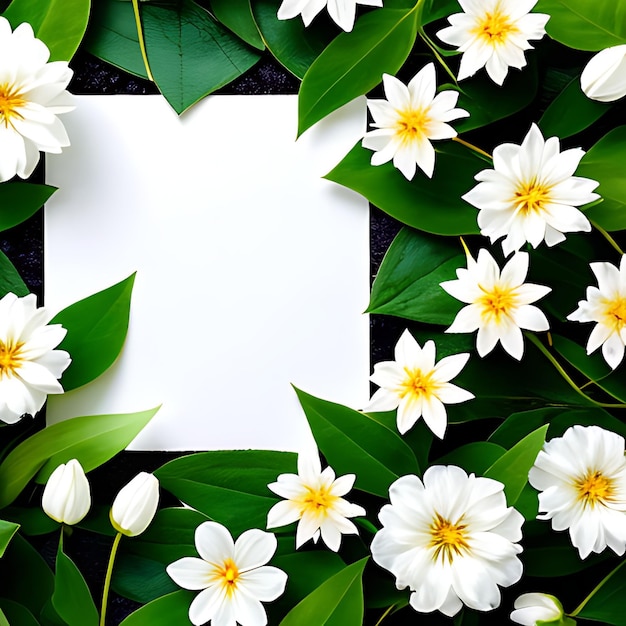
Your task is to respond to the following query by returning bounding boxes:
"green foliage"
[210,0,264,49]
[118,591,195,626]
[0,183,55,232]
[0,519,19,557]
[577,561,626,625]
[0,250,28,299]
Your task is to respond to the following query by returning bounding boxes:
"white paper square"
[45,94,370,451]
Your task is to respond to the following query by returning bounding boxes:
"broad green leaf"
[155,451,296,536]
[0,183,56,232]
[2,0,90,60]
[0,250,28,298]
[0,519,19,556]
[368,227,464,323]
[295,387,419,497]
[252,0,332,79]
[2,506,57,535]
[298,6,419,135]
[51,273,135,391]
[142,0,262,114]
[113,554,178,604]
[435,442,506,475]
[418,0,460,24]
[325,141,481,235]
[536,0,626,51]
[539,76,610,139]
[0,407,159,509]
[578,126,626,230]
[51,537,98,626]
[279,557,367,626]
[119,591,194,626]
[0,600,39,626]
[0,607,6,626]
[210,0,264,49]
[524,544,611,577]
[485,425,548,507]
[577,560,626,625]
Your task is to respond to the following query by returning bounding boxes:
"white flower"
[436,0,549,86]
[568,255,626,369]
[167,522,287,626]
[266,448,365,551]
[361,64,469,180]
[371,466,524,617]
[277,0,382,32]
[0,292,71,424]
[463,124,599,257]
[440,248,550,360]
[511,593,573,626]
[0,17,74,183]
[42,459,91,525]
[110,472,159,537]
[581,45,626,102]
[529,424,626,559]
[362,329,473,438]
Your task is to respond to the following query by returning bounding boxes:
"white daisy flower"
[266,448,365,552]
[463,124,599,257]
[0,16,74,183]
[167,521,287,626]
[436,0,549,86]
[440,248,551,360]
[277,0,383,32]
[568,255,626,370]
[581,44,626,103]
[362,329,473,438]
[371,466,524,617]
[0,292,70,424]
[529,424,626,559]
[362,63,469,180]
[511,593,573,626]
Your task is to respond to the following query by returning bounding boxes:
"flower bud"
[110,472,159,536]
[511,593,575,626]
[42,459,91,525]
[581,44,626,102]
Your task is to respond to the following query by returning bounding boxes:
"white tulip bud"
[511,593,575,626]
[42,459,91,525]
[581,44,626,102]
[110,472,159,537]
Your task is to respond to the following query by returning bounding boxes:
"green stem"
[591,220,624,255]
[374,604,397,626]
[570,559,626,617]
[131,0,154,82]
[100,532,123,626]
[452,136,493,160]
[418,28,458,84]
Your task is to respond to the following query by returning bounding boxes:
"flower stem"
[131,0,154,82]
[418,28,458,84]
[570,559,626,617]
[374,604,398,626]
[591,220,624,255]
[100,532,123,626]
[452,136,493,160]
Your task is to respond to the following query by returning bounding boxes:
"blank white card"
[44,94,370,451]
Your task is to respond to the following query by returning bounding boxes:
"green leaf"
[435,442,506,475]
[142,0,261,114]
[0,249,28,298]
[51,273,135,391]
[0,519,19,556]
[51,537,98,626]
[0,183,56,233]
[325,141,481,235]
[418,0,461,25]
[536,0,626,51]
[368,227,464,324]
[298,6,419,135]
[295,387,419,497]
[0,600,39,626]
[113,554,178,604]
[2,0,90,60]
[119,591,194,626]
[577,560,626,625]
[539,76,610,139]
[279,557,367,626]
[523,543,611,577]
[578,125,626,231]
[210,0,264,49]
[2,505,61,536]
[0,406,159,509]
[155,451,296,536]
[485,425,548,507]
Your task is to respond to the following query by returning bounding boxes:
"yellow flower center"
[473,7,518,44]
[0,83,26,129]
[400,368,438,399]
[601,296,626,332]
[396,108,431,143]
[575,470,614,508]
[213,558,240,597]
[513,181,551,216]
[300,484,338,517]
[0,340,24,378]
[477,284,516,323]
[429,513,470,564]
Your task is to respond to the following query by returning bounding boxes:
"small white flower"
[167,521,287,626]
[440,248,550,360]
[277,0,382,32]
[266,448,365,551]
[362,63,469,180]
[463,124,599,256]
[0,292,71,424]
[371,466,524,617]
[362,329,473,438]
[529,425,626,559]
[42,459,91,525]
[581,44,626,103]
[436,0,549,86]
[0,17,74,183]
[511,593,573,626]
[568,255,626,369]
[110,472,159,537]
